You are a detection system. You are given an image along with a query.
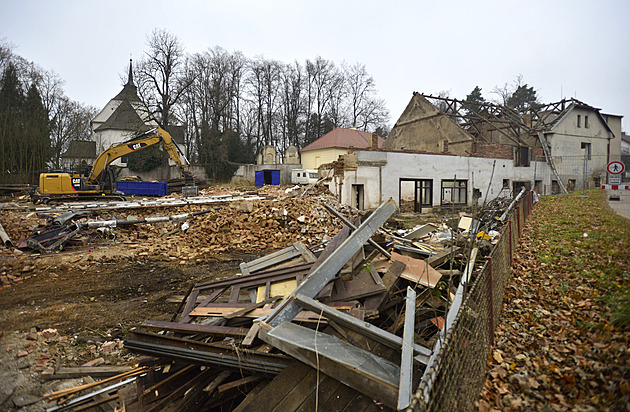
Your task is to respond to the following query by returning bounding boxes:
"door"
[352,184,364,210]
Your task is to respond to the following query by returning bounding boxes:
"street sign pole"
[606,161,625,201]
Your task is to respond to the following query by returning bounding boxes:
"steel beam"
[264,198,396,327]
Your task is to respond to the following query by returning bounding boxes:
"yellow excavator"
[31,127,195,204]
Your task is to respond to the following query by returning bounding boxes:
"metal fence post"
[485,256,494,346]
[508,220,513,266]
[516,205,521,237]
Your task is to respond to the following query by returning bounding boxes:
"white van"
[291,169,319,185]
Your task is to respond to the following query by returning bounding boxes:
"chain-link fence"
[410,191,534,411]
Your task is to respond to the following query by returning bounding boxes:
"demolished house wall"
[383,94,474,156]
[325,150,551,210]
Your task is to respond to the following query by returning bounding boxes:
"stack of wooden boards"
[115,199,480,411]
[42,198,482,411]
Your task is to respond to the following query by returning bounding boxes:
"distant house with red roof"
[300,127,384,170]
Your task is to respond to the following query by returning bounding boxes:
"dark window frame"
[399,178,433,212]
[441,179,467,206]
[514,146,531,167]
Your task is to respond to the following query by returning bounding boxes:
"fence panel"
[411,192,533,411]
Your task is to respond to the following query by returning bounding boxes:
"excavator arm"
[87,127,193,185]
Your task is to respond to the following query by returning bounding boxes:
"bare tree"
[49,96,97,168]
[279,61,305,149]
[344,62,389,131]
[305,56,337,143]
[246,57,282,155]
[135,29,193,129]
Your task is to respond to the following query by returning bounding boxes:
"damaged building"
[321,93,622,211]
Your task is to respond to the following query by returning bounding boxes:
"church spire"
[126,59,134,86]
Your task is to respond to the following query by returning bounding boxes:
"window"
[399,179,432,212]
[503,179,510,189]
[581,142,591,160]
[585,115,589,128]
[577,114,581,128]
[514,146,530,167]
[441,179,467,205]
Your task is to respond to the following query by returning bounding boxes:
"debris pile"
[0,187,527,410]
[38,197,505,411]
[1,193,343,260]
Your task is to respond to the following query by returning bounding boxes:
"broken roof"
[301,127,384,152]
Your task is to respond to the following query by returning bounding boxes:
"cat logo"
[128,142,148,151]
[71,178,81,190]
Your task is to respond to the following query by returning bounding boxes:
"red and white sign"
[607,161,625,175]
[601,185,630,190]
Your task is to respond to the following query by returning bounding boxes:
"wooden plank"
[194,263,313,291]
[229,380,269,411]
[178,288,200,323]
[140,364,198,399]
[232,362,312,412]
[265,199,396,327]
[329,265,386,302]
[293,241,317,263]
[82,376,120,411]
[293,373,342,412]
[189,306,328,323]
[295,293,430,362]
[403,223,438,240]
[244,243,307,273]
[241,322,261,347]
[217,376,262,394]
[140,320,249,337]
[315,379,356,412]
[426,246,461,267]
[391,252,442,288]
[41,366,133,380]
[398,287,416,410]
[261,321,400,409]
[269,364,320,412]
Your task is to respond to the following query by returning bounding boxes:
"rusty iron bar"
[508,219,513,266]
[485,256,495,346]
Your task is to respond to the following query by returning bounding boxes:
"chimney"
[371,133,379,149]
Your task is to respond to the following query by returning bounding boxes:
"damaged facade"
[322,93,622,211]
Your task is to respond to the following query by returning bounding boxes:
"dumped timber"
[0,184,535,411]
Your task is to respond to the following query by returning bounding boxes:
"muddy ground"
[0,241,258,411]
[0,186,441,410]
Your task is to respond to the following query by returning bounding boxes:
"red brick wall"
[473,142,514,159]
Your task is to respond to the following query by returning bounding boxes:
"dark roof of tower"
[94,99,152,133]
[112,59,141,102]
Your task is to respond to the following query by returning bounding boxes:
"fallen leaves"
[479,194,630,411]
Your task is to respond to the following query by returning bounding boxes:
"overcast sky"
[1,0,629,131]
